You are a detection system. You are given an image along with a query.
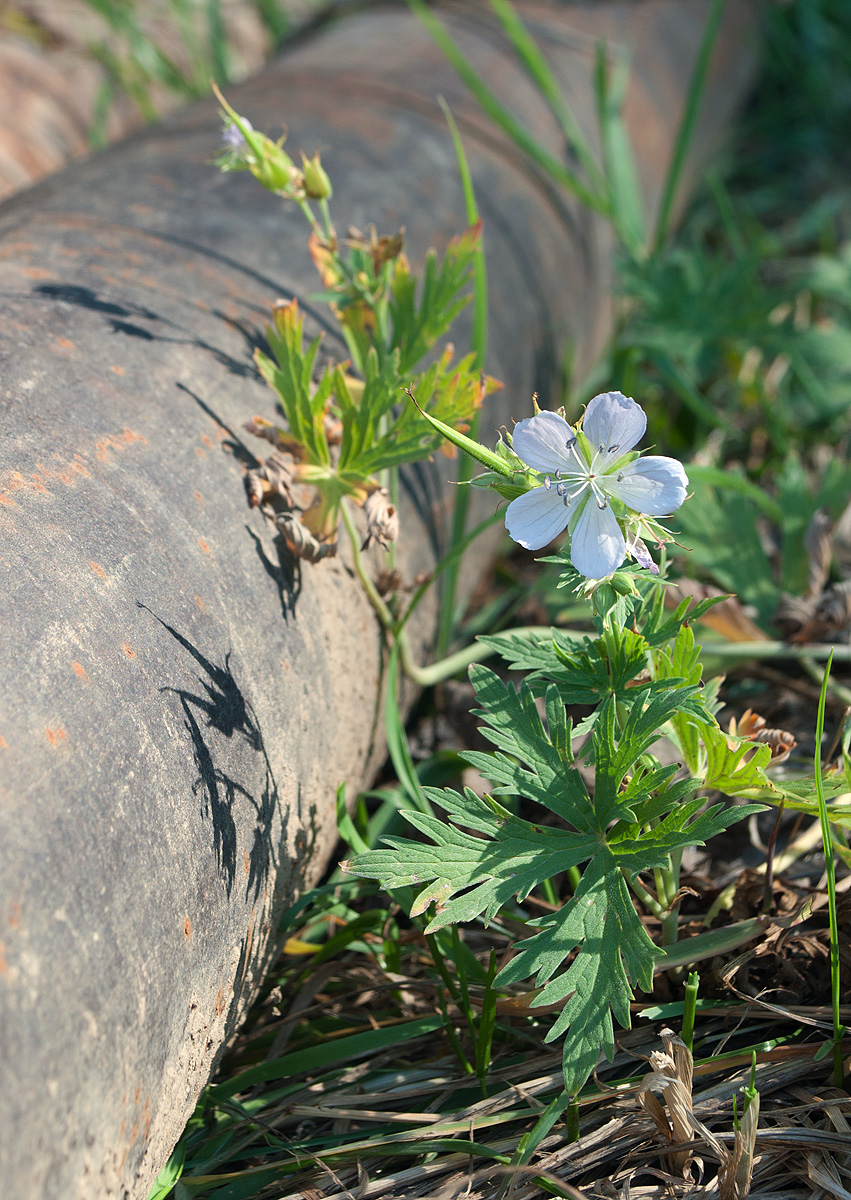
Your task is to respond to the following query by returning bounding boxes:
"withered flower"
[361,487,399,551]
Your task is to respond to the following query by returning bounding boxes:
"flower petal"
[583,392,646,460]
[625,528,659,574]
[605,456,688,515]
[570,500,625,578]
[512,410,576,473]
[505,486,570,550]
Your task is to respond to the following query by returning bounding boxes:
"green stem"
[341,501,500,688]
[296,197,321,238]
[700,640,851,662]
[318,196,335,242]
[625,869,666,920]
[341,500,394,629]
[399,636,497,689]
[682,971,699,1053]
[813,651,845,1088]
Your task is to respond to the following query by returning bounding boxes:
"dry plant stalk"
[637,1027,762,1199]
[637,1027,697,1178]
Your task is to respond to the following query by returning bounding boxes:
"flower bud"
[301,152,333,200]
[252,137,299,194]
[610,571,638,596]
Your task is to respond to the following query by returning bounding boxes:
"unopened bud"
[610,571,638,596]
[301,152,333,200]
[253,137,299,194]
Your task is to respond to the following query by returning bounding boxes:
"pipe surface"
[0,3,757,1197]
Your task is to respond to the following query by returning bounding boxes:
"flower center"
[543,436,612,510]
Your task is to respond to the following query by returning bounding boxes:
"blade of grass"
[813,650,845,1087]
[385,644,434,816]
[395,511,502,636]
[593,43,646,256]
[487,0,606,194]
[436,95,487,656]
[685,465,784,524]
[647,348,736,432]
[407,0,608,214]
[653,0,727,252]
[475,950,500,1097]
[212,1014,445,1097]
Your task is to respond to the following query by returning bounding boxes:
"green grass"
[77,0,300,146]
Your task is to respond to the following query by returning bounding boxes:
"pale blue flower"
[222,117,253,151]
[505,391,688,579]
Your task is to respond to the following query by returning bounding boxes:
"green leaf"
[352,652,757,1098]
[351,788,599,928]
[390,222,480,375]
[700,719,779,798]
[497,848,656,1094]
[653,623,706,775]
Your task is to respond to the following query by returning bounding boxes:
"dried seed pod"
[245,450,295,508]
[804,507,834,599]
[774,591,816,641]
[729,708,796,764]
[275,513,336,562]
[361,486,399,550]
[375,569,403,596]
[813,578,851,631]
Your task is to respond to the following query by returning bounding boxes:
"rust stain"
[110,365,125,376]
[195,299,209,312]
[214,987,225,1016]
[90,562,106,578]
[193,490,204,504]
[71,661,87,680]
[9,901,21,929]
[0,241,35,257]
[0,943,7,975]
[183,917,192,939]
[0,431,146,508]
[56,337,75,351]
[129,204,152,217]
[143,1097,151,1138]
[193,446,206,458]
[21,266,51,279]
[46,726,68,747]
[198,539,210,554]
[0,734,7,749]
[194,595,205,611]
[121,644,136,659]
[134,1084,141,1104]
[94,427,148,463]
[58,247,79,258]
[146,173,176,191]
[201,435,214,448]
[244,850,250,876]
[124,251,143,265]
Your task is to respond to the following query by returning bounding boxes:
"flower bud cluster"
[214,86,332,202]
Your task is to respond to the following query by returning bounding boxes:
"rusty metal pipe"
[0,3,757,1196]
